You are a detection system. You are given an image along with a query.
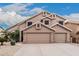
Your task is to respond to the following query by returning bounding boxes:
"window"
[59,21,63,25]
[41,20,43,23]
[28,22,32,26]
[37,24,40,27]
[45,20,49,25]
[76,31,79,35]
[53,15,55,17]
[36,24,41,30]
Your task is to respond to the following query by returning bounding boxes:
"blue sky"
[0,3,79,15]
[0,3,79,29]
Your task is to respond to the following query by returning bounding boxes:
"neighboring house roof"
[6,11,67,31]
[50,23,72,32]
[64,20,79,25]
[22,21,55,32]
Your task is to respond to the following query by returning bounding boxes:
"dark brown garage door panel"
[26,33,51,43]
[54,33,67,43]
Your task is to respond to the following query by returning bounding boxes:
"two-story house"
[6,11,72,43]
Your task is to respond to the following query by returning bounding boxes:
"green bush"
[0,37,7,45]
[9,30,20,42]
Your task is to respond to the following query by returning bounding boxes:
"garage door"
[26,33,50,43]
[54,33,67,43]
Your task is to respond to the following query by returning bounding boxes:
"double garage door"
[25,33,51,43]
[54,33,67,43]
[23,33,67,43]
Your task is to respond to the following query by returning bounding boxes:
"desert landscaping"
[0,42,23,56]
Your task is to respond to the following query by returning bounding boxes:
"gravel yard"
[0,42,23,56]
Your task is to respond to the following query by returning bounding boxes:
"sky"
[0,3,79,29]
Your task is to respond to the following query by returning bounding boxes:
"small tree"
[14,30,20,42]
[9,30,20,42]
[1,30,10,42]
[0,30,10,45]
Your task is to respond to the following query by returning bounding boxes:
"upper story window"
[37,24,40,27]
[36,24,41,30]
[53,15,55,17]
[59,21,63,25]
[45,20,49,25]
[41,19,43,23]
[28,22,32,26]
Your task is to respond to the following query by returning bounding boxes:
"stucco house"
[64,20,79,43]
[6,11,72,43]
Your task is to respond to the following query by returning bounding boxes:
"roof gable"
[22,22,55,32]
[7,11,67,31]
[51,23,72,32]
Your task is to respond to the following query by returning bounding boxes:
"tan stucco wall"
[19,22,26,31]
[23,25,54,33]
[64,23,79,37]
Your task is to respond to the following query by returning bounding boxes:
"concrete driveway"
[15,43,79,56]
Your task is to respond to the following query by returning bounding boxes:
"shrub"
[9,30,20,42]
[0,37,7,45]
[10,39,16,46]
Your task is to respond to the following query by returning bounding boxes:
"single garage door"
[26,33,50,43]
[54,33,67,43]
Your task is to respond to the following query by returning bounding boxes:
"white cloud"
[30,8,44,13]
[64,13,79,20]
[0,9,30,28]
[26,7,44,15]
[1,3,45,16]
[2,3,33,15]
[0,3,45,29]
